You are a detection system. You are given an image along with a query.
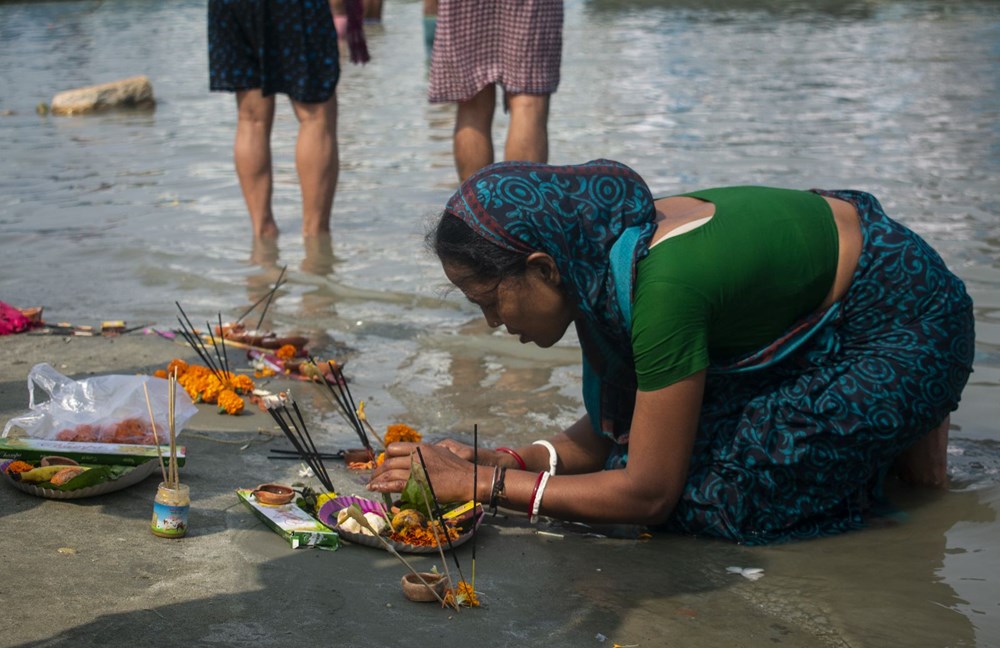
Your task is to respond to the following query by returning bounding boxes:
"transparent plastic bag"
[1,363,198,441]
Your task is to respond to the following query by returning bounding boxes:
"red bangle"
[526,471,545,523]
[496,447,526,470]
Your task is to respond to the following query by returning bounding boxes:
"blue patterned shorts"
[208,0,340,103]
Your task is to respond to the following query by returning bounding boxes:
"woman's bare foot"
[894,416,950,488]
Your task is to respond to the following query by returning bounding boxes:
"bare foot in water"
[894,416,950,488]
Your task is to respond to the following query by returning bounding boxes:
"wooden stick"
[142,382,169,485]
[419,482,458,612]
[168,371,179,488]
[344,506,456,610]
[356,401,387,449]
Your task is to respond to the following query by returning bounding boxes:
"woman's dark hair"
[427,211,528,284]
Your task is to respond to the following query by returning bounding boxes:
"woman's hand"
[368,442,478,503]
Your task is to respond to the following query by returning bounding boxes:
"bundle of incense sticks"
[174,302,230,386]
[235,265,287,327]
[166,371,181,488]
[311,358,380,458]
[253,265,287,332]
[265,392,335,493]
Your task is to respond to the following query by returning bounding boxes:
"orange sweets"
[4,460,33,475]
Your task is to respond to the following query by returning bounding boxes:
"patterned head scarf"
[445,159,658,445]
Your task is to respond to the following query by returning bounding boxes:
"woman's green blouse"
[631,186,839,391]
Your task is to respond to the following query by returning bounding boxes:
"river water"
[1,0,998,644]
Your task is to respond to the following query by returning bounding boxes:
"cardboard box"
[0,437,185,467]
[236,489,339,550]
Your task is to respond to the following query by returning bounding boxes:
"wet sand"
[1,333,995,647]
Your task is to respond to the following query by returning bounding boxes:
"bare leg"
[364,0,383,21]
[290,94,339,236]
[894,415,950,488]
[235,90,278,239]
[454,84,496,181]
[504,92,550,164]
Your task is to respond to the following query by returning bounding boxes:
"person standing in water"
[208,0,367,240]
[428,0,563,182]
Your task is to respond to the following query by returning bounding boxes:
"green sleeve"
[631,278,711,391]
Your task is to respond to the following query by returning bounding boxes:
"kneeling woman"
[369,159,975,544]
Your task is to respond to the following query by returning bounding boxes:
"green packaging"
[0,437,185,467]
[236,489,339,550]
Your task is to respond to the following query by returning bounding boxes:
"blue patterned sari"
[447,163,975,544]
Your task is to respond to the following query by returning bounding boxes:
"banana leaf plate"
[0,459,159,499]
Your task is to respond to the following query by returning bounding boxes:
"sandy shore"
[0,333,979,647]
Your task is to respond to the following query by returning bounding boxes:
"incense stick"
[142,382,169,485]
[174,303,227,385]
[265,395,335,492]
[472,423,478,591]
[206,319,230,380]
[312,358,375,456]
[254,264,288,332]
[235,278,287,324]
[216,314,231,376]
[419,482,458,612]
[416,448,468,588]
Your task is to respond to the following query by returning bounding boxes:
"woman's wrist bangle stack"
[488,466,507,516]
[496,446,526,470]
[532,439,558,475]
[527,471,551,524]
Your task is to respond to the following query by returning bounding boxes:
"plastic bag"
[1,363,198,441]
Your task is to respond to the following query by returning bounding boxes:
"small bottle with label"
[151,482,190,538]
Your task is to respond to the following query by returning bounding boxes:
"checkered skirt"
[428,0,563,103]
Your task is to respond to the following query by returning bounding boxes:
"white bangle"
[530,471,551,523]
[532,439,558,475]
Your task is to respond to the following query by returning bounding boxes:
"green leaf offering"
[54,464,135,491]
[396,456,434,518]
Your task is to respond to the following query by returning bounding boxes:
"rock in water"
[50,75,155,115]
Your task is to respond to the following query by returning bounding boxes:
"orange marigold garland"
[161,359,255,415]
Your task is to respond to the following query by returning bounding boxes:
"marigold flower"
[166,358,189,377]
[229,374,255,394]
[276,344,297,360]
[444,580,480,608]
[384,424,421,445]
[217,389,245,415]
